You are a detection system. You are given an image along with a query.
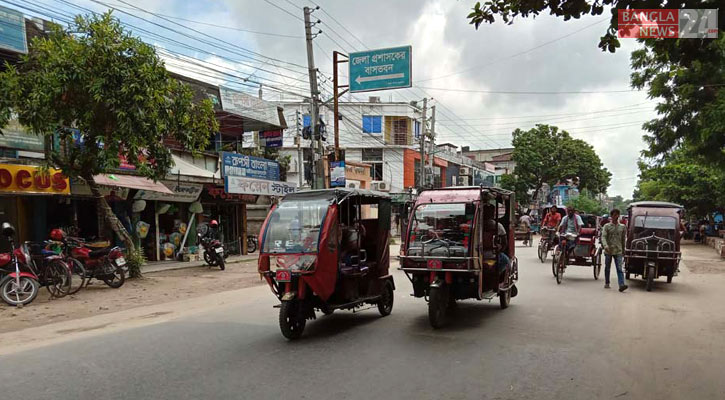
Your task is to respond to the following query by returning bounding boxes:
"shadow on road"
[294,311,384,342]
[405,301,506,334]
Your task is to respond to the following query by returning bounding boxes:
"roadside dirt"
[0,259,264,333]
[682,241,725,274]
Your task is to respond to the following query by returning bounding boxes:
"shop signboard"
[261,130,282,148]
[221,152,280,181]
[0,6,27,54]
[225,176,296,197]
[70,177,130,199]
[0,116,44,152]
[134,181,202,203]
[330,161,346,188]
[0,163,69,195]
[219,87,281,128]
[204,185,258,203]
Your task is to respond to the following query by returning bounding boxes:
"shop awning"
[94,174,174,194]
[170,154,220,180]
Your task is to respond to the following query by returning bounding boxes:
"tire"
[428,285,449,329]
[551,249,559,278]
[593,250,602,280]
[626,271,631,280]
[279,301,305,340]
[247,238,257,253]
[102,265,125,288]
[667,274,673,283]
[646,266,655,292]
[46,260,72,298]
[320,305,334,316]
[217,255,226,271]
[203,251,217,266]
[538,243,545,263]
[0,275,39,306]
[556,255,565,285]
[377,280,394,316]
[66,258,86,295]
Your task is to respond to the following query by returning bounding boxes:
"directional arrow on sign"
[354,73,405,85]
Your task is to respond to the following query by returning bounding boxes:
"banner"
[70,177,129,199]
[0,6,27,53]
[0,116,44,151]
[0,164,69,195]
[261,130,282,148]
[330,161,345,188]
[219,87,281,128]
[225,176,296,197]
[221,152,280,181]
[134,181,202,203]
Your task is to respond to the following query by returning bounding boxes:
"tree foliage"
[0,12,218,255]
[566,190,607,216]
[634,149,725,218]
[508,124,611,203]
[467,0,725,167]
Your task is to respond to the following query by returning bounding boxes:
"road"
[1,243,724,400]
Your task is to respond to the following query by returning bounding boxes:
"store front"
[201,184,258,255]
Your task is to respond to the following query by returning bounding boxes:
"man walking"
[601,208,628,292]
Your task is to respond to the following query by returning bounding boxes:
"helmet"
[209,220,219,227]
[50,228,66,241]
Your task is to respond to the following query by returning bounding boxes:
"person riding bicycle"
[557,206,583,256]
[541,205,561,244]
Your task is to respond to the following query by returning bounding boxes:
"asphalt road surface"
[2,243,724,400]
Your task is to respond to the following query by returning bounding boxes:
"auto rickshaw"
[624,201,683,291]
[399,187,518,328]
[551,213,602,283]
[258,189,395,339]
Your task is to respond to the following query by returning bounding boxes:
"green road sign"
[349,46,411,93]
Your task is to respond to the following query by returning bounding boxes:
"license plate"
[115,257,126,266]
[276,269,291,282]
[215,247,224,254]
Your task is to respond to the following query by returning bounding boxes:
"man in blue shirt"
[558,206,583,255]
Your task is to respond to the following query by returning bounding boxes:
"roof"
[628,201,683,209]
[416,186,513,204]
[282,188,390,202]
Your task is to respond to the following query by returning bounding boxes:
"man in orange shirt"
[541,205,561,244]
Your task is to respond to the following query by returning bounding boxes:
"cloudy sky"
[17,0,656,197]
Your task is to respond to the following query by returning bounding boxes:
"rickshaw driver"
[557,206,583,256]
[482,204,510,279]
[541,205,561,243]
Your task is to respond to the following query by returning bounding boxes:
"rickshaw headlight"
[272,255,316,272]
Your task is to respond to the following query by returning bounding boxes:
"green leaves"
[0,12,217,180]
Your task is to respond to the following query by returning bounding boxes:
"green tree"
[634,150,725,218]
[0,13,218,254]
[467,1,724,166]
[566,190,607,215]
[500,173,530,205]
[509,124,611,203]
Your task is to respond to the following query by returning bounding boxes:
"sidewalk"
[142,253,259,273]
[681,241,725,274]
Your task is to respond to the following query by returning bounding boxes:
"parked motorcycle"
[198,234,226,270]
[0,223,40,307]
[61,235,126,288]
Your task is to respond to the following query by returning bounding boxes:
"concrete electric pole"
[427,105,436,178]
[303,6,323,189]
[418,98,428,190]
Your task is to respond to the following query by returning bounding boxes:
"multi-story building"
[463,147,516,175]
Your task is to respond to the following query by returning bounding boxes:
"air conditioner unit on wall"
[459,167,471,176]
[459,176,471,186]
[371,181,390,192]
[347,180,361,189]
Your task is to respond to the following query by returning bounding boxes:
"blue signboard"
[349,46,411,93]
[330,161,345,188]
[221,152,280,181]
[0,6,27,54]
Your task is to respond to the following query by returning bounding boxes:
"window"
[362,115,382,134]
[414,120,421,138]
[362,148,384,181]
[392,118,408,145]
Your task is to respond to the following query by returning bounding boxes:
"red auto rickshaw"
[399,187,518,328]
[258,189,395,339]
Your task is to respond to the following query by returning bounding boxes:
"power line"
[417,86,639,95]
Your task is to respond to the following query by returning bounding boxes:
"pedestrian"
[519,212,532,245]
[601,208,628,292]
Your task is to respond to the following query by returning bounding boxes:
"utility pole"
[427,105,436,175]
[418,98,428,189]
[296,109,303,188]
[332,51,349,160]
[255,84,263,151]
[303,6,323,189]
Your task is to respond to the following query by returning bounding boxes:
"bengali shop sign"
[221,152,280,181]
[618,9,718,38]
[225,176,296,197]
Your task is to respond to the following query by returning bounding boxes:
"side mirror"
[2,222,15,238]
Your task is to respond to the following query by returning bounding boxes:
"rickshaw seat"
[580,228,596,237]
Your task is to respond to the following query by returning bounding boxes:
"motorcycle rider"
[204,219,220,240]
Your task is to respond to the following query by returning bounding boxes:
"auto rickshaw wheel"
[646,266,655,292]
[428,285,449,329]
[279,301,306,340]
[499,286,511,309]
[377,280,394,316]
[667,274,673,283]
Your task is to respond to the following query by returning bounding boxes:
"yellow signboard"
[0,163,70,195]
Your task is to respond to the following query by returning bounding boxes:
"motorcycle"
[0,223,40,307]
[198,234,227,270]
[62,236,126,288]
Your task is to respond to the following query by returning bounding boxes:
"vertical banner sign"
[349,46,412,93]
[330,161,346,188]
[0,6,27,53]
